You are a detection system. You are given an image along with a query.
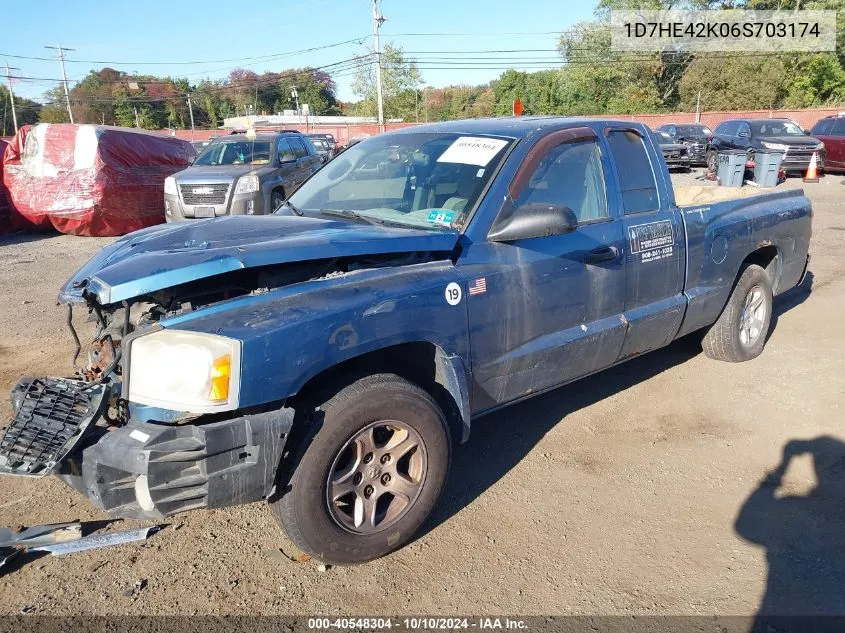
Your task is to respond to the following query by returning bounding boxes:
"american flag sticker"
[468,277,487,296]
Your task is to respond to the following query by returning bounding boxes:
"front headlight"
[815,142,825,151]
[235,174,260,194]
[761,142,789,151]
[164,176,177,196]
[127,330,241,412]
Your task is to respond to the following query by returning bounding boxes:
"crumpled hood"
[60,215,459,305]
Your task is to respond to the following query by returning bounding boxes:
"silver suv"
[164,132,323,221]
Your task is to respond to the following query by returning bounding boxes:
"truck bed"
[674,184,783,207]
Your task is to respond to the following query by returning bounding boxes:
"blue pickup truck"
[0,118,811,565]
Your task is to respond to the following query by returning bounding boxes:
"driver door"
[466,128,628,411]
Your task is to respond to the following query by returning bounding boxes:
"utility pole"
[695,90,701,123]
[4,62,20,133]
[372,0,385,131]
[186,94,195,140]
[45,44,75,123]
[133,105,140,128]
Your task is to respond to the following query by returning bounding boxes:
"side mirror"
[280,152,297,163]
[488,202,578,242]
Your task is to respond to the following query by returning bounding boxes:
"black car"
[307,133,338,155]
[656,123,712,165]
[651,131,691,170]
[708,118,825,174]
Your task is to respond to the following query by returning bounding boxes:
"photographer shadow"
[735,436,845,625]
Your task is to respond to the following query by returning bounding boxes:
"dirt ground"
[0,173,842,616]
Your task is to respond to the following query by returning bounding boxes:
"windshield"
[676,124,711,136]
[751,120,805,137]
[194,140,273,166]
[311,138,330,150]
[655,132,673,143]
[284,132,513,231]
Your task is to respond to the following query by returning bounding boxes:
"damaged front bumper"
[1,377,294,520]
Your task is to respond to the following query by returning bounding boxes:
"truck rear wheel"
[702,264,773,362]
[269,373,450,565]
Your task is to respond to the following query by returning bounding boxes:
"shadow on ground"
[736,435,845,623]
[420,270,815,541]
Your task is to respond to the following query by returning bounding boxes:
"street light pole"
[372,0,386,131]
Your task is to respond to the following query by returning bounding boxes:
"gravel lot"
[0,172,842,616]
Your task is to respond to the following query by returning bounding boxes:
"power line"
[0,35,370,68]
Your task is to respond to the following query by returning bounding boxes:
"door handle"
[585,245,619,265]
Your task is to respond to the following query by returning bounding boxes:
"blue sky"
[4,0,597,103]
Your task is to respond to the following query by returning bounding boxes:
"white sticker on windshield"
[437,137,508,166]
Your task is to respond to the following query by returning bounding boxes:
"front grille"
[0,378,109,476]
[783,148,816,161]
[180,183,229,205]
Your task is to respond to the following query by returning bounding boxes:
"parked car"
[306,135,334,161]
[809,114,845,172]
[0,118,811,566]
[655,122,712,165]
[164,131,322,220]
[308,132,337,151]
[707,118,825,175]
[651,130,691,170]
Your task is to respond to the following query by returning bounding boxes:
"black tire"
[702,264,773,362]
[269,373,451,565]
[270,189,285,213]
[706,149,718,173]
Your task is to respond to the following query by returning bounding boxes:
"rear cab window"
[605,130,659,215]
[831,118,845,136]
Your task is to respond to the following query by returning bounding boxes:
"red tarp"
[0,137,11,234]
[3,124,195,237]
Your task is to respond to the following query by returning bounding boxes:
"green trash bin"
[752,150,783,187]
[717,150,746,187]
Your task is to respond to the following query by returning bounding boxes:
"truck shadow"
[419,271,815,541]
[735,435,845,624]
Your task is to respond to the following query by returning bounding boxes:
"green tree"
[352,43,422,120]
[0,85,42,133]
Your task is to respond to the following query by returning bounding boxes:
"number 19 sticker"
[445,282,462,306]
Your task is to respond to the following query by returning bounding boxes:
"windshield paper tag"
[427,210,455,226]
[437,137,508,166]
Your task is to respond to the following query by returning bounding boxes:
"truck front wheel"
[702,264,773,362]
[270,374,451,565]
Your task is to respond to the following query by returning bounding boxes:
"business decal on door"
[629,220,674,264]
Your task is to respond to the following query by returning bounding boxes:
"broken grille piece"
[0,377,110,477]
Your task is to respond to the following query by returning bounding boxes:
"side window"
[289,137,308,159]
[514,139,609,224]
[831,118,845,136]
[813,119,834,135]
[606,130,659,215]
[666,125,676,137]
[277,138,295,162]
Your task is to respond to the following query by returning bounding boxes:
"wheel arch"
[289,341,471,445]
[741,244,781,294]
